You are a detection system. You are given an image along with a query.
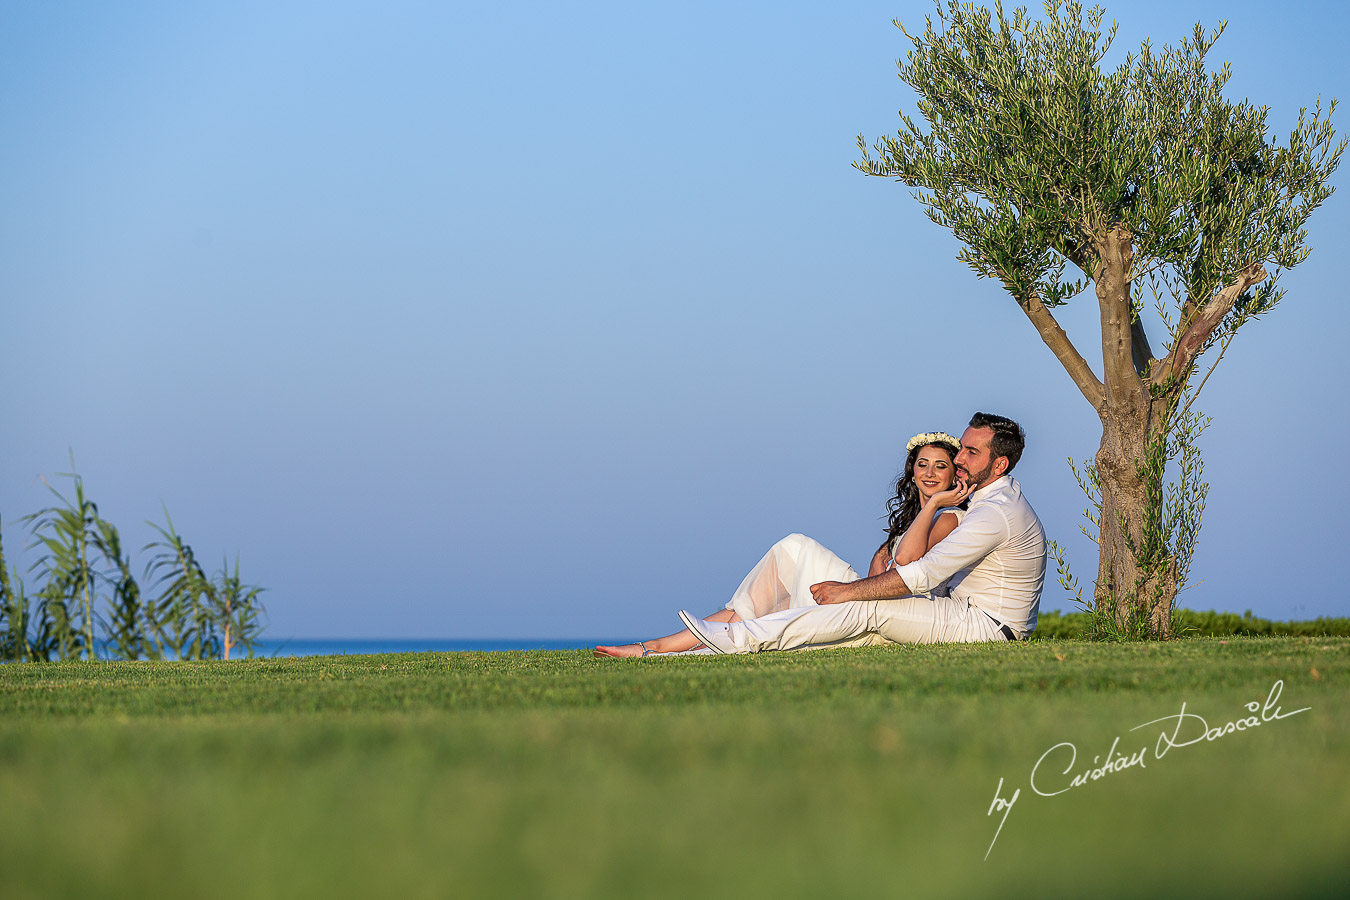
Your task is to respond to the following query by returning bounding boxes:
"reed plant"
[210,556,265,660]
[143,515,267,661]
[22,468,102,660]
[1,465,267,662]
[94,515,146,661]
[144,511,216,661]
[0,517,38,662]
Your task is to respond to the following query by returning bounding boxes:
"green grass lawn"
[2,637,1347,899]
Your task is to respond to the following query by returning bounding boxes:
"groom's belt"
[981,609,1022,642]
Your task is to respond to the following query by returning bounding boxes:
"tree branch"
[1056,235,1095,275]
[1130,318,1156,377]
[1150,262,1268,393]
[1021,291,1106,412]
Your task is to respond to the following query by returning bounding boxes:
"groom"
[680,412,1046,652]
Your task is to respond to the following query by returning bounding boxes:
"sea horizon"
[253,637,608,657]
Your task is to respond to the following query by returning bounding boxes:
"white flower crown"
[906,431,961,453]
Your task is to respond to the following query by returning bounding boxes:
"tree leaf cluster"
[856,0,1343,372]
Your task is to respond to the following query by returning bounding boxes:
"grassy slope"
[1,637,1347,899]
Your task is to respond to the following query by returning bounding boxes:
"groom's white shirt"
[894,474,1046,637]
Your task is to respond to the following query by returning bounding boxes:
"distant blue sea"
[254,638,604,657]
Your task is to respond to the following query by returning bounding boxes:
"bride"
[594,431,972,658]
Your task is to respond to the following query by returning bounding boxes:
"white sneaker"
[677,610,737,654]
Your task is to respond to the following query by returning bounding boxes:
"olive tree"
[857,1,1343,636]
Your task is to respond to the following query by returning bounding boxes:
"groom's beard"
[961,460,996,489]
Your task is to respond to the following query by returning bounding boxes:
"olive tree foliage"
[856,1,1344,636]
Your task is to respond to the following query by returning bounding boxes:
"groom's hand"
[814,571,911,603]
[810,581,852,605]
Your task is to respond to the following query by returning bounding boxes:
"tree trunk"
[1093,409,1178,638]
[1092,227,1176,638]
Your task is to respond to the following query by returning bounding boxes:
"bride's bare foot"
[593,642,650,658]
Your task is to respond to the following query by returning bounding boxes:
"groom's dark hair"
[969,412,1025,473]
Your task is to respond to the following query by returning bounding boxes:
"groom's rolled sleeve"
[894,505,1007,594]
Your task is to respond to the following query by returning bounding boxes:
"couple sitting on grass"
[595,412,1046,658]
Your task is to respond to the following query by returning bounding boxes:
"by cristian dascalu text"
[983,679,1310,859]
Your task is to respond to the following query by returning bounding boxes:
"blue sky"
[3,0,1347,640]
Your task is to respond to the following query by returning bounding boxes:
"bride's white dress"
[724,509,966,621]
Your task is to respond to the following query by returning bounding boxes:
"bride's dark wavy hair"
[883,438,961,545]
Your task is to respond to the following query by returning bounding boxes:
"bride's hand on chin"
[932,478,973,507]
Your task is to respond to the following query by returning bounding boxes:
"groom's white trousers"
[721,594,1006,652]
